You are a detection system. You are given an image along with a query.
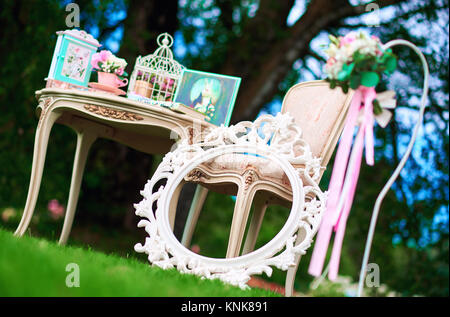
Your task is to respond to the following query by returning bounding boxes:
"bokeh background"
[0,0,448,296]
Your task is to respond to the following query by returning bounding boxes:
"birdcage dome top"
[134,33,184,77]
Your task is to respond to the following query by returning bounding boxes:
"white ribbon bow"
[358,90,397,128]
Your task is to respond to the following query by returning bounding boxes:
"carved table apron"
[14,88,213,244]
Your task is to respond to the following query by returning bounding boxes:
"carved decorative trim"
[185,168,209,183]
[188,127,194,145]
[38,97,54,128]
[84,104,144,121]
[243,169,258,191]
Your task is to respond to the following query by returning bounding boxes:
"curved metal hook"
[357,40,430,297]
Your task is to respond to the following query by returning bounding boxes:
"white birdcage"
[127,33,184,103]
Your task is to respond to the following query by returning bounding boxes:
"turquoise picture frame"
[173,69,241,127]
[51,35,97,87]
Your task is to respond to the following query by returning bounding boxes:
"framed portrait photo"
[173,69,241,126]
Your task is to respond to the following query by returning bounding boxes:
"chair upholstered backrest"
[281,80,354,168]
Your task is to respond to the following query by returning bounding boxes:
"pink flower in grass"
[47,199,65,220]
[1,208,16,222]
[190,245,201,254]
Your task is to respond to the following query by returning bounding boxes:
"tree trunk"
[85,0,180,230]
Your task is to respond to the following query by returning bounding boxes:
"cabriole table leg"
[181,185,209,247]
[241,194,268,255]
[14,110,62,237]
[58,129,97,245]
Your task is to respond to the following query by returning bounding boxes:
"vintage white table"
[14,88,213,244]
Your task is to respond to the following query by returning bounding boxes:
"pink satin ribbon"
[308,86,376,280]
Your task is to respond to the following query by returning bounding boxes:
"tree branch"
[229,0,409,122]
[307,48,327,63]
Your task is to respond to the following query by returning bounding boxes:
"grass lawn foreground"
[0,229,278,297]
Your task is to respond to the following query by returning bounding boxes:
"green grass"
[0,229,278,297]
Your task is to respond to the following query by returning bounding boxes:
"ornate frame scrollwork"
[134,113,327,289]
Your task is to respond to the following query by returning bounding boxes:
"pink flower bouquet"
[91,50,128,80]
[324,32,397,98]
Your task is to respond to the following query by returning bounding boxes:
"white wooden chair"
[168,80,354,295]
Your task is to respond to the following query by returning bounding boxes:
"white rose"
[108,55,127,68]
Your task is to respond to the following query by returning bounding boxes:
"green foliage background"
[0,0,448,296]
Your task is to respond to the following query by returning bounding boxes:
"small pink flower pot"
[97,72,128,88]
[134,80,153,98]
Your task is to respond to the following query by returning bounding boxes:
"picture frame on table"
[47,29,101,87]
[173,69,241,127]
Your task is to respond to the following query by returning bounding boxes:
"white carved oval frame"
[134,113,327,289]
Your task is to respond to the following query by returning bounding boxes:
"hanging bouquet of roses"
[308,31,400,281]
[311,31,429,296]
[324,32,397,114]
[91,50,128,80]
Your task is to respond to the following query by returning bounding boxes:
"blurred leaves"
[0,0,447,296]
